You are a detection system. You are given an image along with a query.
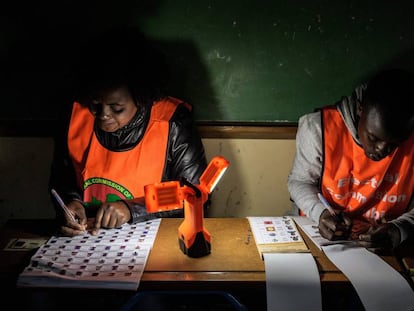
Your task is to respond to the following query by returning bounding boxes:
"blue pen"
[317,193,338,218]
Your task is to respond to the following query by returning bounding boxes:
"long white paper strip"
[323,244,414,311]
[263,252,322,311]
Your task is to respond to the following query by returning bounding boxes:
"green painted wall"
[2,0,414,123]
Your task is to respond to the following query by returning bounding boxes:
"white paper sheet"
[323,244,414,311]
[263,252,322,311]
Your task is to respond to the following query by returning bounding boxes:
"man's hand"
[319,209,352,240]
[358,223,401,253]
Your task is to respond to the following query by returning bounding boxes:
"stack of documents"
[247,216,309,257]
[247,216,322,311]
[17,219,161,290]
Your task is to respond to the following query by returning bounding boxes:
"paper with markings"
[247,216,309,258]
[293,216,357,250]
[17,219,161,290]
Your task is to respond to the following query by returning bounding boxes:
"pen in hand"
[51,189,77,223]
[317,192,353,240]
[317,193,340,220]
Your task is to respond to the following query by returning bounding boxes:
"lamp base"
[179,231,211,258]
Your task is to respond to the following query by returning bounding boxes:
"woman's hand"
[318,209,352,240]
[91,201,131,235]
[59,200,87,236]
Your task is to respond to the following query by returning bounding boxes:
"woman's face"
[88,86,138,132]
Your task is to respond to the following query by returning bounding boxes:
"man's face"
[357,104,401,161]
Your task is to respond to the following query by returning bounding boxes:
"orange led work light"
[144,156,229,258]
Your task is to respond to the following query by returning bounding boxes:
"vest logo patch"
[83,177,133,206]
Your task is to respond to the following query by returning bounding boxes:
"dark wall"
[1,0,414,127]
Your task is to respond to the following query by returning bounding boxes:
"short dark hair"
[363,68,414,139]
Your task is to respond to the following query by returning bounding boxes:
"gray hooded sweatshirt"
[287,84,414,244]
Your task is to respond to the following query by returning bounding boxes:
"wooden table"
[0,218,411,310]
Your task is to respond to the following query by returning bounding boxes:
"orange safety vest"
[321,107,414,223]
[68,97,187,207]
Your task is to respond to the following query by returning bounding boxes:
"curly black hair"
[72,28,170,109]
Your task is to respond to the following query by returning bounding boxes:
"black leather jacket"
[49,99,208,223]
